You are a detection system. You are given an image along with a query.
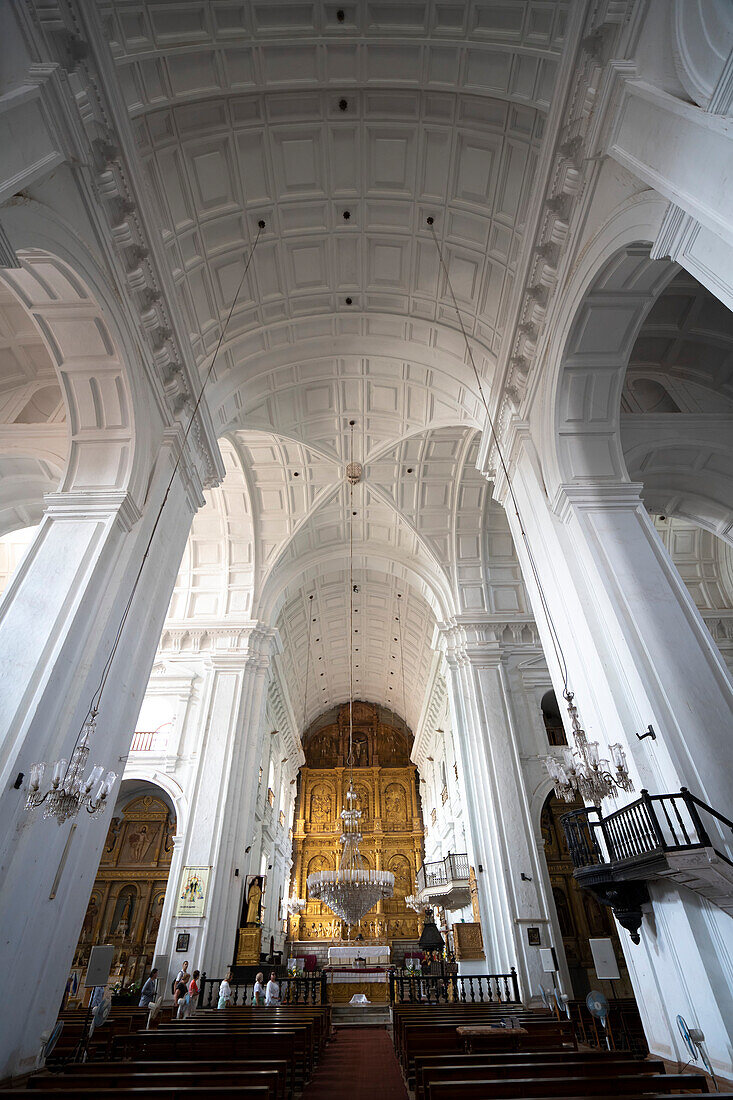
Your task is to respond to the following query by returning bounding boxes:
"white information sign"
[85,945,115,987]
[589,938,621,980]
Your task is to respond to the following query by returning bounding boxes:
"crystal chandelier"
[543,692,633,805]
[405,893,424,913]
[26,712,117,824]
[306,447,394,929]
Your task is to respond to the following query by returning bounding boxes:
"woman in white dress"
[265,971,280,1006]
[252,971,266,1006]
[217,970,233,1009]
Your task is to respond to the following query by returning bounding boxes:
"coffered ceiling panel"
[135,87,541,371]
[275,565,436,733]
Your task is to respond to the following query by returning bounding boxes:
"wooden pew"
[1,1090,272,1100]
[111,1030,299,1093]
[63,1059,290,1099]
[417,1058,665,1100]
[26,1069,280,1099]
[426,1075,709,1099]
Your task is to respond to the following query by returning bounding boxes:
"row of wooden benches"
[1,1004,333,1099]
[391,1003,721,1100]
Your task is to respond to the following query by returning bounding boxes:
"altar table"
[324,965,390,1003]
[327,945,390,965]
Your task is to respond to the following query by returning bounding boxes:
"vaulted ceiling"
[101,2,565,732]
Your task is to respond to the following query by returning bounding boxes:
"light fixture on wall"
[285,893,306,915]
[307,425,395,927]
[26,224,266,825]
[426,217,633,807]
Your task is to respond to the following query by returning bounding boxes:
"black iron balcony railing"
[416,852,470,892]
[562,787,733,872]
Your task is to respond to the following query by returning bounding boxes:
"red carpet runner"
[304,1026,408,1099]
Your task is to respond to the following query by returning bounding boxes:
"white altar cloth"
[328,945,390,964]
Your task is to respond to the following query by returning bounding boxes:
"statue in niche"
[310,730,337,767]
[384,784,407,824]
[354,785,369,819]
[80,897,98,941]
[163,814,175,853]
[245,876,263,925]
[389,855,412,896]
[105,817,122,854]
[310,785,332,823]
[552,885,573,938]
[113,889,135,936]
[352,733,368,766]
[147,894,164,942]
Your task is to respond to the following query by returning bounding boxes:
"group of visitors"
[170,960,200,1019]
[138,960,281,1015]
[217,970,280,1008]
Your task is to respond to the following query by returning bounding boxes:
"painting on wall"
[176,866,210,917]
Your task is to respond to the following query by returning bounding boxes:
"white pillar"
[500,445,733,1074]
[0,449,199,1079]
[157,627,277,983]
[442,627,554,998]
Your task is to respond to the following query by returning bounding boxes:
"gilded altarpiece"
[289,702,424,943]
[71,795,175,995]
[541,793,632,997]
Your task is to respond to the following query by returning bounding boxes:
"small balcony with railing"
[416,852,470,911]
[562,788,733,942]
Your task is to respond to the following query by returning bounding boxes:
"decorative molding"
[17,2,223,488]
[485,1,639,467]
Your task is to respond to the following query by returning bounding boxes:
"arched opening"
[67,781,177,1006]
[539,790,633,1001]
[282,701,425,977]
[540,689,566,746]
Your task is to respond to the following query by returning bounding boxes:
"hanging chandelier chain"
[397,593,407,726]
[28,224,265,824]
[302,593,314,732]
[428,221,570,696]
[427,219,632,807]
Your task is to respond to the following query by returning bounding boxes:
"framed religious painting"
[175,932,190,953]
[176,866,210,917]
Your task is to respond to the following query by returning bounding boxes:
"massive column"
[497,439,733,1074]
[155,626,278,982]
[0,443,200,1078]
[440,624,556,997]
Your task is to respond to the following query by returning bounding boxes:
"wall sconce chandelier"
[26,712,116,823]
[285,893,306,915]
[543,692,633,805]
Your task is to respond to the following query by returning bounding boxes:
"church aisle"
[303,1026,408,1100]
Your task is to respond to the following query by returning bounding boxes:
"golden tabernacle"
[288,702,425,955]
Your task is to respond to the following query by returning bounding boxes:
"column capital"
[551,480,645,521]
[43,489,143,531]
[159,621,281,663]
[437,617,540,668]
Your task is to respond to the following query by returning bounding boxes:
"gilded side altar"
[288,702,425,943]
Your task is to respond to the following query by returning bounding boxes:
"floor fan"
[147,995,164,1029]
[89,997,111,1036]
[677,1015,717,1089]
[39,1021,63,1065]
[586,990,611,1049]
